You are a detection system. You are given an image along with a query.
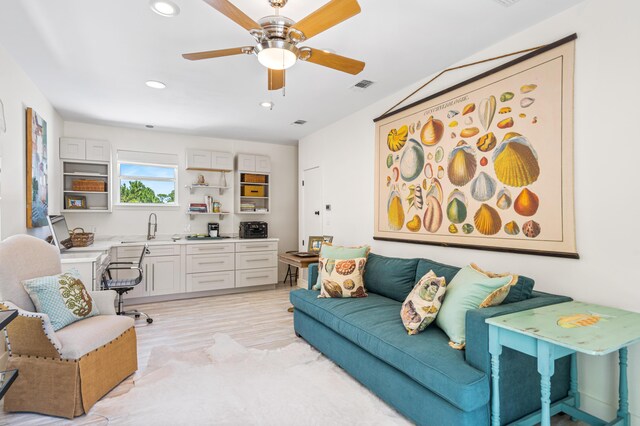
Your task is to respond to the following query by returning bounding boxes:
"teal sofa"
[290,253,572,425]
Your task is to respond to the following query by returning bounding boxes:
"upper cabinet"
[237,154,271,173]
[186,149,233,171]
[60,137,111,162]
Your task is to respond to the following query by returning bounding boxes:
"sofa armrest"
[89,290,117,315]
[1,302,62,358]
[465,291,572,373]
[308,263,319,290]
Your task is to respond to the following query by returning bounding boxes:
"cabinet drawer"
[186,271,234,292]
[235,241,278,253]
[117,244,180,258]
[186,243,234,255]
[187,253,234,273]
[235,251,277,270]
[235,268,277,288]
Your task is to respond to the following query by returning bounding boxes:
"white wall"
[62,122,298,279]
[0,43,63,239]
[299,0,640,421]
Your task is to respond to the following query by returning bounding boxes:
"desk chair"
[102,245,153,324]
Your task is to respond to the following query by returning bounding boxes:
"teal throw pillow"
[312,243,370,290]
[435,264,517,349]
[22,269,100,331]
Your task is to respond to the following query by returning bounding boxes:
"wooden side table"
[278,252,319,287]
[487,301,640,426]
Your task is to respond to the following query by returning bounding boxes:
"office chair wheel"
[147,318,153,324]
[135,314,141,319]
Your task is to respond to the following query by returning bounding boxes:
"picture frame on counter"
[65,195,87,209]
[308,236,324,253]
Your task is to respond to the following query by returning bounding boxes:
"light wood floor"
[0,284,582,425]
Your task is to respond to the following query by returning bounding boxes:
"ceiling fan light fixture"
[256,41,298,70]
[150,0,180,17]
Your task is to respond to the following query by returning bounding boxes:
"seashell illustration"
[519,113,526,118]
[504,221,520,236]
[427,152,433,160]
[496,188,512,210]
[421,116,444,146]
[479,96,497,131]
[351,287,366,298]
[532,116,538,124]
[557,314,600,329]
[386,154,393,168]
[480,156,488,167]
[447,110,459,119]
[425,178,444,203]
[406,215,421,232]
[400,139,425,181]
[424,163,433,179]
[437,165,444,180]
[449,224,458,234]
[449,121,458,128]
[422,179,427,190]
[464,116,473,125]
[423,196,443,233]
[336,259,356,275]
[473,204,502,235]
[419,281,440,302]
[448,188,466,205]
[492,135,540,187]
[387,190,405,231]
[447,144,477,186]
[462,103,475,115]
[462,223,474,234]
[435,146,444,163]
[460,127,480,138]
[520,97,535,108]
[322,280,343,298]
[500,92,514,102]
[343,279,356,290]
[409,123,416,134]
[325,259,336,275]
[451,132,456,138]
[502,131,521,141]
[499,107,512,114]
[414,185,423,209]
[470,172,497,202]
[386,176,391,187]
[387,125,408,152]
[514,188,539,216]
[358,259,366,272]
[318,259,324,272]
[416,121,422,131]
[521,84,537,94]
[497,117,514,129]
[447,197,467,224]
[476,132,497,152]
[401,300,421,325]
[522,220,541,238]
[392,167,399,182]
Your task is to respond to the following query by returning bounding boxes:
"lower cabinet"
[186,270,235,292]
[236,267,278,288]
[146,256,182,296]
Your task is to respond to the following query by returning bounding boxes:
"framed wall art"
[26,107,48,228]
[374,35,578,258]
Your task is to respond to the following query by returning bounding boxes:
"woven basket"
[70,228,94,247]
[243,174,266,183]
[72,179,106,192]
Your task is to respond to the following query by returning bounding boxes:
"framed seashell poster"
[374,34,578,258]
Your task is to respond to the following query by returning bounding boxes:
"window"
[117,150,178,206]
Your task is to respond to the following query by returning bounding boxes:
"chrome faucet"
[147,213,158,240]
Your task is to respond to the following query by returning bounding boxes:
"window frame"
[115,160,179,207]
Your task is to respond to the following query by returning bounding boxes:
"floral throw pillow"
[22,269,100,331]
[401,271,447,335]
[318,257,368,298]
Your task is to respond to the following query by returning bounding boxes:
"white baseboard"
[578,392,639,423]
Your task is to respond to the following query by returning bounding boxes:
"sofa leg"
[295,332,301,338]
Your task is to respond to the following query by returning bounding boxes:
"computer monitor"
[47,215,73,251]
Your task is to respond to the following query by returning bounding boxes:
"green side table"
[487,301,640,426]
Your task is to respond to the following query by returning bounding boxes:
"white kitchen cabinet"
[186,149,232,171]
[236,268,278,288]
[255,155,271,173]
[60,138,86,160]
[234,241,278,287]
[187,253,234,274]
[212,152,233,171]
[236,154,271,172]
[187,271,235,292]
[85,139,111,161]
[146,256,182,296]
[235,251,277,270]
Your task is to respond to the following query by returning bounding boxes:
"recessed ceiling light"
[145,80,166,89]
[260,101,274,110]
[150,0,180,17]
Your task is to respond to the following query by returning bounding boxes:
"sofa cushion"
[313,244,371,290]
[319,257,367,298]
[363,253,420,302]
[56,314,134,359]
[290,289,489,412]
[401,271,447,335]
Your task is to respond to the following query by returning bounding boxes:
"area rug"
[89,334,411,425]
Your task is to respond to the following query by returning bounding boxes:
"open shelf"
[187,211,232,220]
[186,184,230,195]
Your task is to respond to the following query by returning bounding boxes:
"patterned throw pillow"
[22,269,100,331]
[435,263,518,349]
[312,243,370,290]
[318,257,368,298]
[401,271,447,335]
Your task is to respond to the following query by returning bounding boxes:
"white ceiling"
[0,0,583,145]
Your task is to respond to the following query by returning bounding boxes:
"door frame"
[301,166,322,251]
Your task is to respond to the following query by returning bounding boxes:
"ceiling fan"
[182,0,365,91]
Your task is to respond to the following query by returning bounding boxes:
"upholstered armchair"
[0,235,137,418]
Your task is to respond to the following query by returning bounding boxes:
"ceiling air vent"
[292,120,307,125]
[351,80,375,91]
[492,0,523,7]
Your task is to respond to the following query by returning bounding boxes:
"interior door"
[302,167,323,250]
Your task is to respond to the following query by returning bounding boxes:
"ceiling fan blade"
[303,49,365,75]
[290,0,361,40]
[182,47,252,61]
[268,69,285,91]
[203,0,261,31]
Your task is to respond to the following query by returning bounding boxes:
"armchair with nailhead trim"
[0,235,138,418]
